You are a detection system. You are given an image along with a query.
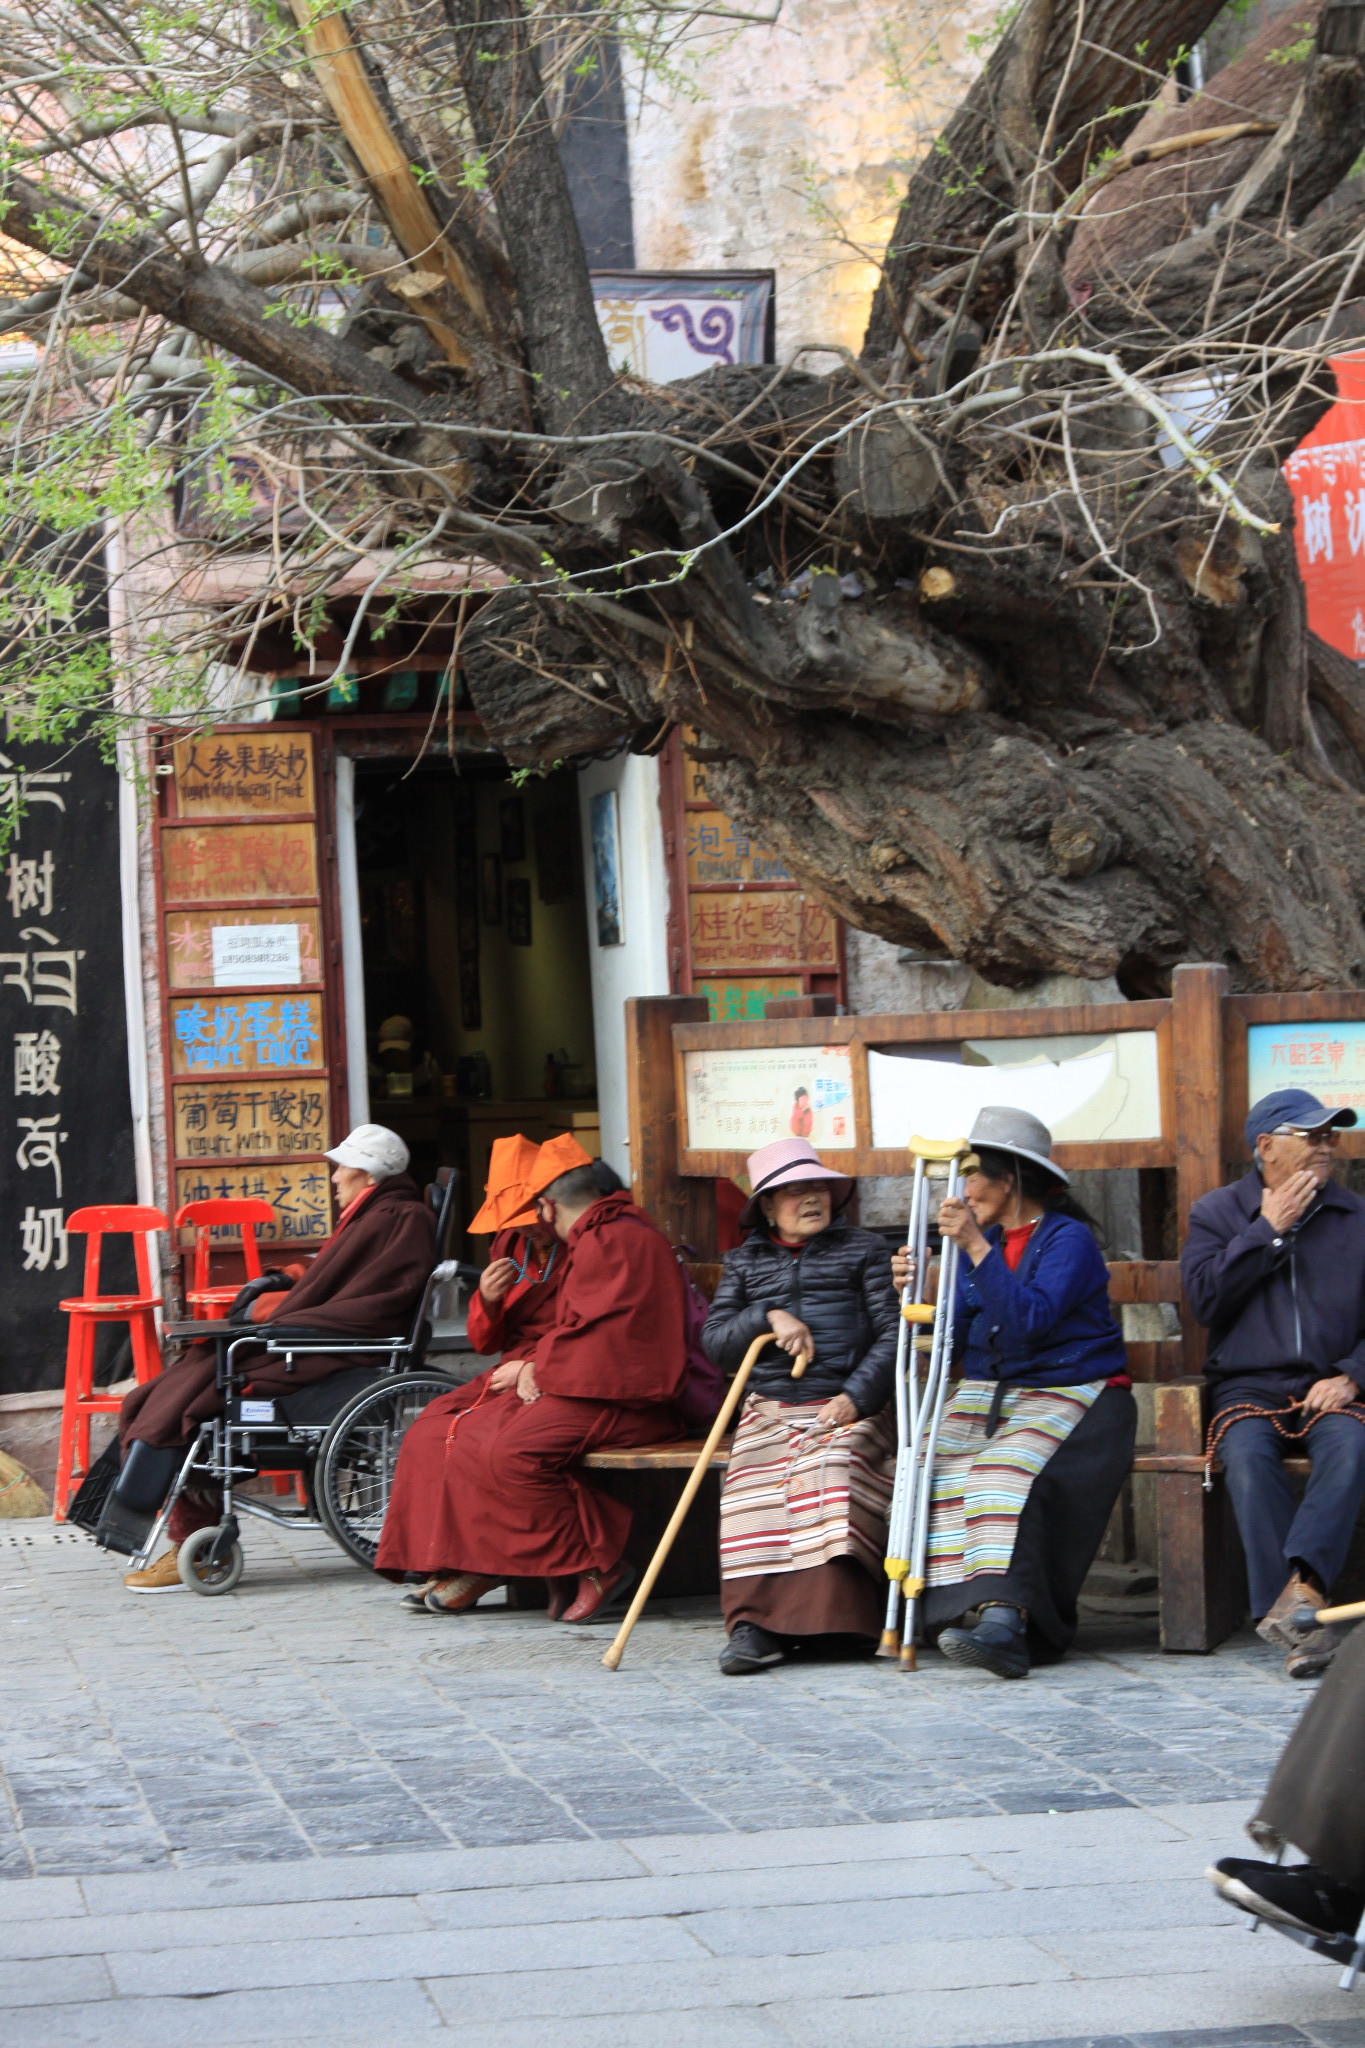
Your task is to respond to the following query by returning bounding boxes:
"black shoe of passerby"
[1210,1858,1365,1938]
[937,1603,1029,1679]
[719,1622,785,1674]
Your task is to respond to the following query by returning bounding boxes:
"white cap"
[326,1123,410,1178]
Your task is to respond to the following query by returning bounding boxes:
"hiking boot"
[938,1603,1029,1679]
[124,1548,186,1594]
[719,1622,786,1675]
[1209,1858,1365,1939]
[561,1559,635,1624]
[1286,1625,1340,1679]
[1256,1574,1322,1650]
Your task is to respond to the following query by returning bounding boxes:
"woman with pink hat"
[702,1138,901,1675]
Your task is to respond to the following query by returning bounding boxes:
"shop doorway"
[351,756,600,1247]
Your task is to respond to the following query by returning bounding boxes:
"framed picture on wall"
[481,852,501,925]
[506,876,532,945]
[590,788,624,947]
[500,797,526,863]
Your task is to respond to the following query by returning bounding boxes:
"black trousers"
[923,1384,1137,1652]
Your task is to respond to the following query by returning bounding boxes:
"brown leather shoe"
[560,1560,635,1625]
[1256,1574,1321,1649]
[423,1573,501,1614]
[1286,1625,1340,1678]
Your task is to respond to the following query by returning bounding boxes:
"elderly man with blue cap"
[1183,1086,1365,1676]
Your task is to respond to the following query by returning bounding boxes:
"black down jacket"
[701,1217,900,1415]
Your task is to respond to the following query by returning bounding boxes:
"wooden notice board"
[659,731,845,1020]
[153,725,347,1251]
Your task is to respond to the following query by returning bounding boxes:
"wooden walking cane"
[1315,1599,1365,1625]
[601,1331,808,1670]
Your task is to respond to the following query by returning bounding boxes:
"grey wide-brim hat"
[968,1105,1069,1186]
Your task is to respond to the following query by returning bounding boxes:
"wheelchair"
[92,1168,481,1594]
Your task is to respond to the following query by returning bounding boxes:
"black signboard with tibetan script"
[0,731,135,1393]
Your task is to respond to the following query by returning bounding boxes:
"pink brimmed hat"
[737,1138,853,1230]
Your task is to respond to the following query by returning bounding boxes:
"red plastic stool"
[175,1198,297,1497]
[175,1198,276,1320]
[56,1205,168,1521]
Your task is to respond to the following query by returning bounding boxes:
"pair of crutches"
[881,1136,974,1671]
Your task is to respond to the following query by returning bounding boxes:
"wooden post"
[1154,1381,1245,1652]
[625,996,716,1255]
[1171,961,1229,1373]
[1161,963,1238,1651]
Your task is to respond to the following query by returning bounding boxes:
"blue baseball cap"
[1245,1087,1358,1147]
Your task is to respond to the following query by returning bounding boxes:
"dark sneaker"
[1209,1858,1365,1938]
[938,1603,1029,1679]
[719,1622,785,1675]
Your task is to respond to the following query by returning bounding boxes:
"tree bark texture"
[12,0,1365,996]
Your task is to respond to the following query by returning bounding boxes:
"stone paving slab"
[0,1521,1314,1877]
[0,1781,1358,2044]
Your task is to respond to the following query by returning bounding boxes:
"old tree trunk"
[9,0,1365,991]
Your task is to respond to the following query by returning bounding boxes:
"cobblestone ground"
[2,1524,1364,2046]
[0,1522,1310,1875]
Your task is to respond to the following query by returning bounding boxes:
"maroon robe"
[464,1228,567,1359]
[376,1192,686,1579]
[120,1175,435,1451]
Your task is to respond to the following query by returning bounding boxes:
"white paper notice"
[211,924,302,988]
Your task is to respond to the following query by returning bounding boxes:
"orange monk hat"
[467,1133,542,1234]
[525,1131,594,1200]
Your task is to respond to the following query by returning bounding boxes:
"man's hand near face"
[1302,1372,1362,1415]
[1260,1170,1321,1235]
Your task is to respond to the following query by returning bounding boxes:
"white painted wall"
[623,0,997,364]
[577,753,672,1179]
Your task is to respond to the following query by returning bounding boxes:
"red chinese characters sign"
[157,725,337,1247]
[1283,352,1365,660]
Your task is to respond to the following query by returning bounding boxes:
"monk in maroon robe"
[377,1156,686,1623]
[121,1124,434,1592]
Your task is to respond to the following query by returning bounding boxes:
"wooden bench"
[574,1257,1270,1652]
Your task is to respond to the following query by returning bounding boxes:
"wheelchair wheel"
[179,1524,245,1596]
[316,1372,460,1569]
